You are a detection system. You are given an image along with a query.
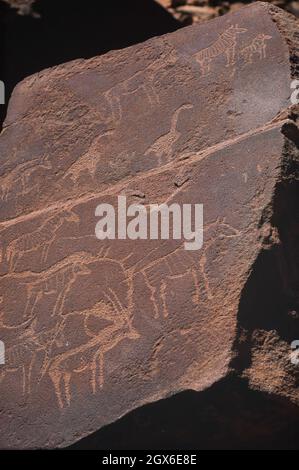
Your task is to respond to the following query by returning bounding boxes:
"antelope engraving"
[194,24,247,75]
[104,50,177,125]
[0,321,64,396]
[6,210,80,271]
[240,34,272,64]
[47,290,139,409]
[23,254,92,320]
[145,104,193,165]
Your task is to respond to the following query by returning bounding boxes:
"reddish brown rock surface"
[0,2,298,448]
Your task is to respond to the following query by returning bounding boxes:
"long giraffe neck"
[170,106,187,133]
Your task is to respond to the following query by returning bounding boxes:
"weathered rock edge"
[0,2,298,449]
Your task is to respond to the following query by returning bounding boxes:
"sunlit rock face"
[0,2,298,448]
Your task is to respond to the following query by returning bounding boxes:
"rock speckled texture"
[0,2,298,448]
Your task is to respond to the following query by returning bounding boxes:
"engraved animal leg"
[199,252,213,301]
[199,58,211,76]
[160,280,168,318]
[191,268,200,305]
[91,348,104,393]
[142,271,160,319]
[106,91,122,125]
[261,44,266,59]
[3,186,10,202]
[41,241,52,264]
[98,351,105,389]
[22,365,27,395]
[53,285,70,317]
[143,84,159,107]
[49,369,65,409]
[26,355,36,395]
[63,372,72,406]
[8,247,20,272]
[91,351,98,394]
[24,289,42,319]
[11,253,20,272]
[226,45,236,66]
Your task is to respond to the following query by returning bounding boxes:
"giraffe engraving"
[136,218,241,319]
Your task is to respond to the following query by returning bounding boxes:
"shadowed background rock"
[0,2,298,449]
[154,0,299,24]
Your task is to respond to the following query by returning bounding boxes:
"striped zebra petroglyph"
[240,34,272,64]
[194,24,247,76]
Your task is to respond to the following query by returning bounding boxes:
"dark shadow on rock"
[0,0,181,127]
[232,123,299,374]
[68,125,299,451]
[68,376,299,450]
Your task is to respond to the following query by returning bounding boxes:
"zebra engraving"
[194,24,247,76]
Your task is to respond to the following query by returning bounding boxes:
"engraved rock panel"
[0,2,299,449]
[0,2,296,221]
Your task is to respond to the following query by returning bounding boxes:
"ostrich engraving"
[145,104,193,164]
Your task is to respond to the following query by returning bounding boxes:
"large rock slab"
[0,2,296,222]
[0,2,298,448]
